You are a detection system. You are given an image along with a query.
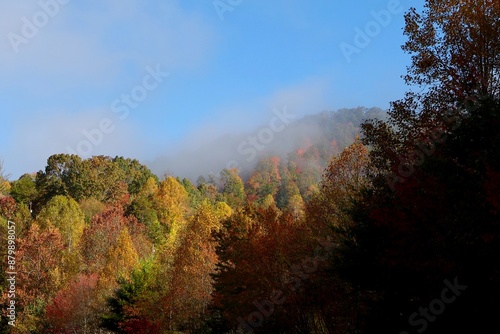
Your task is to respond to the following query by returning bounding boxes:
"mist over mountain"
[148,106,387,181]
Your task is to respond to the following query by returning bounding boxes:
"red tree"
[45,274,99,333]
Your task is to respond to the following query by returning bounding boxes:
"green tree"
[102,260,160,333]
[127,177,164,245]
[246,157,282,202]
[276,163,302,210]
[12,202,33,239]
[197,181,219,204]
[181,177,204,208]
[10,174,37,205]
[220,168,245,208]
[83,156,128,203]
[259,193,277,211]
[112,156,158,195]
[35,154,136,205]
[35,154,84,205]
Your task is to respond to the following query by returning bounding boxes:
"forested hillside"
[1,0,499,333]
[148,106,386,181]
[0,106,381,332]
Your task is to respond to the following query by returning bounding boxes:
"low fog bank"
[147,107,387,182]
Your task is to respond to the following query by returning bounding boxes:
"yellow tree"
[259,193,278,211]
[149,176,190,294]
[215,201,232,218]
[287,194,305,221]
[79,197,106,223]
[165,200,231,330]
[36,195,86,286]
[98,227,139,293]
[220,168,246,208]
[0,160,10,196]
[154,176,188,231]
[36,195,85,253]
[139,176,159,197]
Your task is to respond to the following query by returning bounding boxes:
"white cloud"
[147,76,332,179]
[189,75,331,138]
[0,0,215,90]
[263,76,331,117]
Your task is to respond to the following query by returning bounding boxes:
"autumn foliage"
[0,1,499,332]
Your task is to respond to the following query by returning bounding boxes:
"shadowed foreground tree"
[211,204,333,333]
[302,139,373,333]
[339,1,500,332]
[363,0,500,178]
[344,98,500,333]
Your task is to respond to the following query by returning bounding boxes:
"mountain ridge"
[147,106,388,181]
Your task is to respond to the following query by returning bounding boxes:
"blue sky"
[0,0,425,179]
